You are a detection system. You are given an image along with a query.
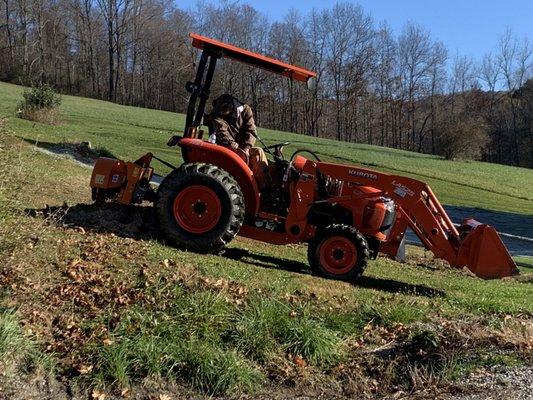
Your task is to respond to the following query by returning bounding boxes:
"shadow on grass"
[25,202,158,240]
[20,137,116,164]
[222,248,445,297]
[222,247,309,274]
[26,202,445,297]
[356,276,445,297]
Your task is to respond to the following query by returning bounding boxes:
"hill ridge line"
[323,152,533,203]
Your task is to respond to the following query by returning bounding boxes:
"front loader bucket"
[456,220,519,279]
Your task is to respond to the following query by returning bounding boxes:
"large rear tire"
[308,224,369,282]
[155,163,244,253]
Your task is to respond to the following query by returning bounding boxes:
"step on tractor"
[90,33,518,281]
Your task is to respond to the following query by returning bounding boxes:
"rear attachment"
[90,153,155,204]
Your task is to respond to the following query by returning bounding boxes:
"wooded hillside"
[0,1,531,167]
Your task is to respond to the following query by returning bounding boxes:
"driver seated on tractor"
[208,94,271,190]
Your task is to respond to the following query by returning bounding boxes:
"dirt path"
[452,365,533,400]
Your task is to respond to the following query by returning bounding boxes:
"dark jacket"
[212,103,257,149]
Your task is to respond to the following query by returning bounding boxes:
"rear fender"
[178,138,260,216]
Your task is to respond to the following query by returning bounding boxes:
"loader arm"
[317,162,518,279]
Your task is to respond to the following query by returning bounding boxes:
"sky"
[180,0,533,61]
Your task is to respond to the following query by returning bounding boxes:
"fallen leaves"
[77,364,93,375]
[91,389,106,400]
[146,394,172,400]
[293,354,307,367]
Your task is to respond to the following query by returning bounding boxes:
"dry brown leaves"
[157,259,250,305]
[0,230,157,361]
[438,315,533,357]
[362,322,409,346]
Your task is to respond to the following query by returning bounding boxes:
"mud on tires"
[308,224,369,282]
[155,163,245,253]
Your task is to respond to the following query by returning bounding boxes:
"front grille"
[380,198,396,235]
[326,176,343,197]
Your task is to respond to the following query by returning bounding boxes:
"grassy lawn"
[1,110,532,398]
[1,81,532,215]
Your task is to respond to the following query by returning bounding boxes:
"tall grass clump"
[232,297,343,367]
[172,290,233,343]
[280,311,343,366]
[17,83,61,124]
[0,129,25,256]
[181,340,263,395]
[0,309,29,370]
[89,303,263,395]
[231,297,285,363]
[0,309,54,376]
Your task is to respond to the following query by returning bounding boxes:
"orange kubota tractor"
[90,33,518,281]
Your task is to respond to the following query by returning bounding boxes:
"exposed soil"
[30,202,159,240]
[31,141,104,169]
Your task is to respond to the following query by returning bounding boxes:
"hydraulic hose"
[290,149,322,162]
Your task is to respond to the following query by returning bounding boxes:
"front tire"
[155,163,244,253]
[308,224,369,282]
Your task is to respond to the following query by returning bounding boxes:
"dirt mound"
[32,141,115,168]
[30,202,158,239]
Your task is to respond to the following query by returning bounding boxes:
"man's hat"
[212,94,239,116]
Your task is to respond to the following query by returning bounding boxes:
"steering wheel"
[263,142,291,159]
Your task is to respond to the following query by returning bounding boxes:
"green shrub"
[19,83,61,110]
[17,83,61,124]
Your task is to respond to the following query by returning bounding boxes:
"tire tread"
[155,163,244,253]
[308,223,369,282]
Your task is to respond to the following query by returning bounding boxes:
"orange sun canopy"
[190,33,316,83]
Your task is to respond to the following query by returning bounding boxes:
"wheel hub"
[319,236,358,275]
[193,201,208,215]
[332,248,345,260]
[173,185,222,234]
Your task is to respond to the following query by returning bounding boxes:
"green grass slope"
[1,125,532,399]
[0,86,532,397]
[1,81,532,215]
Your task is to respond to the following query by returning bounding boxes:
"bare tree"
[498,29,532,164]
[398,23,432,150]
[373,22,396,147]
[0,0,529,166]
